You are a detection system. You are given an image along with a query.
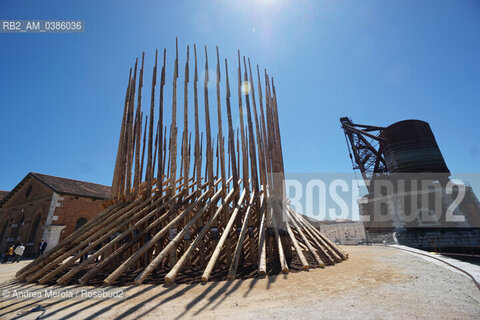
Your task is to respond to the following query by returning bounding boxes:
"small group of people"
[1,239,47,263]
[1,242,25,263]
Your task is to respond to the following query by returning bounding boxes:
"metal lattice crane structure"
[340,117,388,187]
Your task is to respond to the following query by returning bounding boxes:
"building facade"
[300,214,367,245]
[319,221,367,245]
[0,173,110,257]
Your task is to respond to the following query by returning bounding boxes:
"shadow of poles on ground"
[0,284,138,320]
[109,272,282,318]
[0,273,284,319]
[55,285,159,320]
[0,282,62,317]
[114,282,202,320]
[186,273,284,318]
[195,279,243,316]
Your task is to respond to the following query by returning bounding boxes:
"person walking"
[38,239,47,257]
[13,243,25,263]
[2,244,15,263]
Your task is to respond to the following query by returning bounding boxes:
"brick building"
[0,191,8,201]
[0,173,110,257]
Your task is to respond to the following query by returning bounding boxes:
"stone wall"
[319,222,367,245]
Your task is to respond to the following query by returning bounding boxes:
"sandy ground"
[0,245,479,319]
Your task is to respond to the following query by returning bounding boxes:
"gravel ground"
[0,245,479,319]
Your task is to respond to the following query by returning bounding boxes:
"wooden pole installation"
[17,40,347,286]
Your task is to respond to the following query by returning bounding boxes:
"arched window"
[75,218,87,231]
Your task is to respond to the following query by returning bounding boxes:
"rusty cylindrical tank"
[379,120,450,174]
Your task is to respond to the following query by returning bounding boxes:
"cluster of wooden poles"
[16,40,347,286]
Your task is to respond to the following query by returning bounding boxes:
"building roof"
[31,173,111,200]
[318,218,357,225]
[0,173,111,207]
[299,214,357,226]
[301,214,322,227]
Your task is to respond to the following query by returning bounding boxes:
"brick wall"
[0,178,52,256]
[54,195,105,242]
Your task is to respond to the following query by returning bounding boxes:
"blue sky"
[1,0,479,192]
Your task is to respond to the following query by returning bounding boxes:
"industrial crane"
[340,117,388,188]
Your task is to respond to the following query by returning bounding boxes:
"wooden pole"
[202,189,246,282]
[258,65,272,190]
[237,51,249,197]
[152,120,160,184]
[133,69,143,196]
[183,46,190,190]
[194,45,202,190]
[169,39,179,194]
[215,47,226,196]
[163,125,168,180]
[270,206,289,273]
[248,59,267,190]
[157,49,166,194]
[257,192,267,275]
[224,59,239,195]
[243,56,259,194]
[140,114,147,184]
[285,219,310,270]
[146,50,158,196]
[204,46,214,186]
[228,191,255,279]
